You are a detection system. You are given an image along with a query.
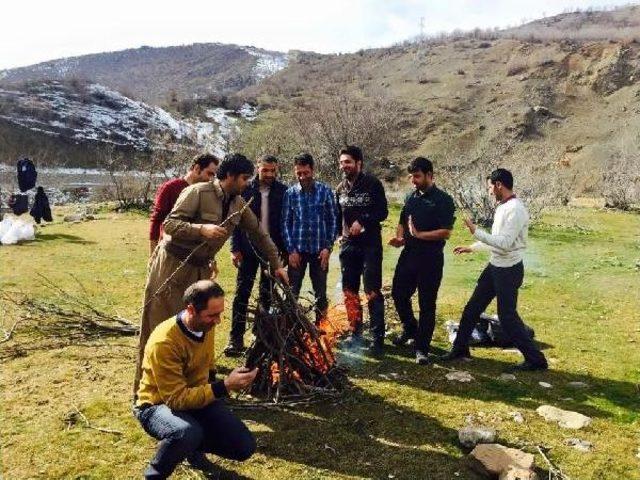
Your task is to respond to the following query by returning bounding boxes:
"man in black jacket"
[336,146,389,355]
[226,155,288,356]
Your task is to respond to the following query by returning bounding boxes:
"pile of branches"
[0,273,137,359]
[243,276,347,405]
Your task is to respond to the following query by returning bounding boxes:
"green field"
[1,204,639,479]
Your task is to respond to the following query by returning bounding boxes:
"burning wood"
[243,275,350,404]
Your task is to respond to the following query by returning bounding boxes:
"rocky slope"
[0,43,288,105]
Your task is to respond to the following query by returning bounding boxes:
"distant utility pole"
[419,16,425,40]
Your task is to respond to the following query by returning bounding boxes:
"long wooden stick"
[143,198,254,309]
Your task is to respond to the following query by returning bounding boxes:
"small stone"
[567,381,589,389]
[500,373,517,382]
[565,438,593,452]
[458,426,497,448]
[500,467,539,480]
[536,405,592,429]
[510,411,524,423]
[446,371,475,382]
[538,381,553,389]
[63,213,84,222]
[468,444,535,477]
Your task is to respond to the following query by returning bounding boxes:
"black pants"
[289,252,328,321]
[453,262,547,366]
[340,241,385,342]
[136,400,255,479]
[230,251,272,344]
[391,248,444,352]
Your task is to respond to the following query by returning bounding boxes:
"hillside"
[0,80,257,167]
[241,18,640,196]
[0,43,288,105]
[503,4,640,41]
[1,6,639,200]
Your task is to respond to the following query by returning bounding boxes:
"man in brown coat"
[134,153,288,395]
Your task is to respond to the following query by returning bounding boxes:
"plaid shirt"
[282,181,339,253]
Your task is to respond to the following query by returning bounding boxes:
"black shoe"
[506,361,548,373]
[223,342,245,357]
[415,350,431,365]
[439,349,472,363]
[186,451,219,474]
[368,341,385,357]
[392,331,415,347]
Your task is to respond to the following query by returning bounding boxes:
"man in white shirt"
[441,168,548,372]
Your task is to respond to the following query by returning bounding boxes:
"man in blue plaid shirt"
[282,153,339,322]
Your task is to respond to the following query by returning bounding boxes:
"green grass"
[1,205,639,479]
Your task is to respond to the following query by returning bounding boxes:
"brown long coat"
[133,179,281,395]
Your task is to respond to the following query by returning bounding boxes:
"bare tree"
[603,136,640,210]
[237,94,403,183]
[439,139,573,226]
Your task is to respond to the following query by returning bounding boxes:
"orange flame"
[270,305,351,385]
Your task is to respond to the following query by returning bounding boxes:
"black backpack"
[17,157,37,192]
[479,313,535,348]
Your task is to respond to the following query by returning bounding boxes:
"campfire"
[243,277,350,404]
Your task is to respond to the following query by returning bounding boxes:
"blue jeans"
[135,400,256,479]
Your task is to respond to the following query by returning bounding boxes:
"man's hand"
[200,224,228,240]
[463,217,477,235]
[223,367,258,392]
[318,248,331,271]
[453,246,474,255]
[348,220,364,237]
[388,236,405,248]
[407,215,419,238]
[231,251,243,268]
[275,267,289,285]
[288,251,301,269]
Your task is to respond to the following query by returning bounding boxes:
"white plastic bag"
[0,217,13,238]
[0,217,36,245]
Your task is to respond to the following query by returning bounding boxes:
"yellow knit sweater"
[136,315,217,410]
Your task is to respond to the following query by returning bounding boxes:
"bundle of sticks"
[243,275,347,404]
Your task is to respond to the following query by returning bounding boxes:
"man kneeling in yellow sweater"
[135,280,258,479]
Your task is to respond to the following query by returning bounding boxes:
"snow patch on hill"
[242,47,288,80]
[0,81,259,156]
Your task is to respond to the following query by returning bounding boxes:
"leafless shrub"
[237,94,403,183]
[603,136,640,210]
[506,63,528,77]
[95,142,193,211]
[439,140,573,226]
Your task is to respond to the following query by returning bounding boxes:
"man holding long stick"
[134,153,288,395]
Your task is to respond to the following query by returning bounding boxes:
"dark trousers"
[391,248,444,352]
[289,252,328,321]
[453,262,547,366]
[230,251,272,344]
[135,400,256,479]
[340,241,385,342]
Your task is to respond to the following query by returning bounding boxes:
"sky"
[0,0,633,70]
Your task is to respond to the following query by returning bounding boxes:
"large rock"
[536,405,592,429]
[469,444,535,478]
[458,426,497,448]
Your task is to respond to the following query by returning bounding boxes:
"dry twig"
[66,405,123,436]
[536,445,571,480]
